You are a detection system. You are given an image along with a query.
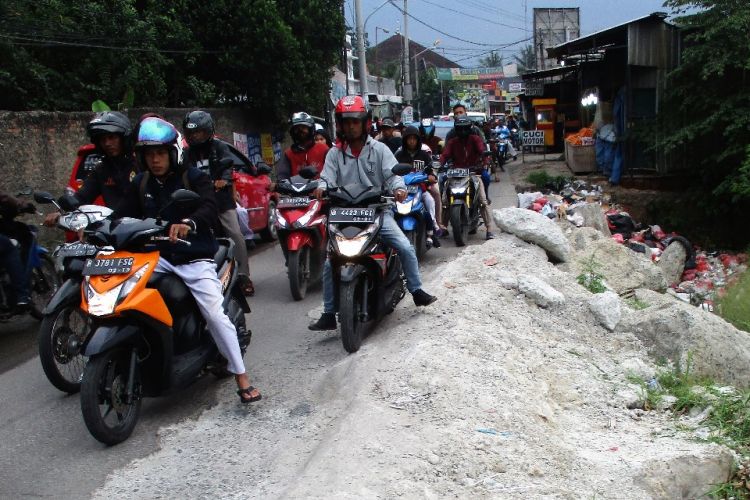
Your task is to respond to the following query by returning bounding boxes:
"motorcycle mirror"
[256,163,272,176]
[58,194,80,211]
[298,166,318,180]
[33,191,55,204]
[391,163,412,176]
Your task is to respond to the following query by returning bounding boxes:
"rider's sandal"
[237,386,262,404]
[242,279,255,297]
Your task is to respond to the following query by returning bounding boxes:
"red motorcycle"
[274,167,327,300]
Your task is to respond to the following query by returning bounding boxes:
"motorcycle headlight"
[59,212,90,231]
[274,208,288,229]
[293,200,320,228]
[396,199,413,215]
[83,264,149,316]
[330,223,379,257]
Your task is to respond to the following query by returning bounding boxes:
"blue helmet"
[134,117,182,170]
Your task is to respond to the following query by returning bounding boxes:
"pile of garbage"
[517,180,748,313]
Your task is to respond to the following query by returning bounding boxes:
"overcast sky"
[354,0,674,67]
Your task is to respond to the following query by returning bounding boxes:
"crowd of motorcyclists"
[0,96,521,416]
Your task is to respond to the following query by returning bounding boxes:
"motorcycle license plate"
[278,196,311,208]
[82,257,135,276]
[413,160,425,171]
[56,242,97,257]
[446,168,470,177]
[328,207,376,223]
[407,185,420,194]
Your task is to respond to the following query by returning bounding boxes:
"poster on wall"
[239,133,283,166]
[448,88,489,113]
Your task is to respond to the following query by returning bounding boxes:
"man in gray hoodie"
[309,95,437,331]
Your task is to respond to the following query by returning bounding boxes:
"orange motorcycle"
[77,190,251,445]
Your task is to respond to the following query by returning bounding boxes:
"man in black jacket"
[182,110,255,296]
[45,112,137,226]
[115,116,261,404]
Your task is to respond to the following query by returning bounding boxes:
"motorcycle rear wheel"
[288,247,310,301]
[339,277,366,353]
[30,255,61,320]
[81,348,141,445]
[450,205,469,247]
[38,304,89,393]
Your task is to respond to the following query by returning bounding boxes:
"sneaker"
[412,289,437,306]
[513,155,518,161]
[432,236,441,248]
[308,312,337,331]
[486,232,495,240]
[13,301,30,315]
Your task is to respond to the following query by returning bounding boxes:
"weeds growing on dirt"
[628,354,750,498]
[525,171,571,191]
[576,255,607,294]
[716,269,750,333]
[626,297,649,310]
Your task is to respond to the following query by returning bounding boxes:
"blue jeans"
[0,234,30,303]
[322,212,422,313]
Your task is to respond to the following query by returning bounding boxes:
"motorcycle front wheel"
[30,255,61,319]
[450,205,469,247]
[80,348,141,445]
[38,304,89,393]
[339,276,366,353]
[288,247,310,301]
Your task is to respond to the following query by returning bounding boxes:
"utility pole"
[355,0,369,98]
[402,0,410,103]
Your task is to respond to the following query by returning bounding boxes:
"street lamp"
[357,0,397,98]
[413,40,440,117]
[375,26,399,76]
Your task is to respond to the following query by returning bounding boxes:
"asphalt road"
[0,178,513,499]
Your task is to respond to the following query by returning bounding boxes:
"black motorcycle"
[326,182,407,353]
[443,166,482,246]
[33,191,111,393]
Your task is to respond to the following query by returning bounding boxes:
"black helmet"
[182,110,215,146]
[87,111,132,153]
[289,112,315,145]
[134,117,182,171]
[402,125,422,149]
[454,116,473,137]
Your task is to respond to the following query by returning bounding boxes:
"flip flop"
[237,386,262,404]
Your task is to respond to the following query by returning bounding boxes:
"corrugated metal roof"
[549,12,671,55]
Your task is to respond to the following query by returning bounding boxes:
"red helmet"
[334,95,371,141]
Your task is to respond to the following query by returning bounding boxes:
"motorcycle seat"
[147,273,200,347]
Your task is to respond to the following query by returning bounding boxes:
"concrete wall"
[0,107,259,197]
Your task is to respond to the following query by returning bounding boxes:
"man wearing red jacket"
[276,112,330,181]
[440,116,495,239]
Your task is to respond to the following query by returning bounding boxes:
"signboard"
[233,133,249,156]
[509,82,523,92]
[522,130,546,146]
[401,106,414,123]
[436,67,504,82]
[525,82,545,96]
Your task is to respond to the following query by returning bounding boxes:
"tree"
[478,51,502,68]
[650,1,750,247]
[513,44,536,74]
[0,0,345,119]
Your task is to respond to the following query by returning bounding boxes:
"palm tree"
[478,51,503,68]
[513,44,536,74]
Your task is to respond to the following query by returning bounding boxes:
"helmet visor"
[136,117,177,147]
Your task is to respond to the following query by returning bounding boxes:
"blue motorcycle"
[393,168,432,261]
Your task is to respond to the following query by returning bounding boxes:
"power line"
[415,0,526,31]
[0,33,224,54]
[387,0,498,46]
[450,36,532,63]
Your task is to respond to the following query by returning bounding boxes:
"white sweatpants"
[155,258,246,374]
[421,191,437,231]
